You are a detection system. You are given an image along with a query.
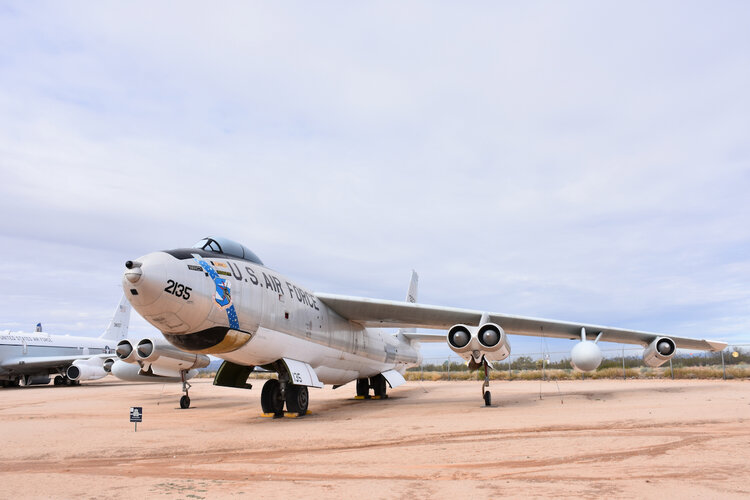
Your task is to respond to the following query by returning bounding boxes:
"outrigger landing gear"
[482,358,491,407]
[179,370,191,409]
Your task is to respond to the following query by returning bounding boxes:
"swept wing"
[315,293,726,351]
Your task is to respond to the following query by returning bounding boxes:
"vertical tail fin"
[401,270,419,335]
[99,294,131,341]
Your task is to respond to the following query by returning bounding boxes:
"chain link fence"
[408,344,750,381]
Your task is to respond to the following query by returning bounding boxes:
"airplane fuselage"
[124,249,421,385]
[0,331,115,380]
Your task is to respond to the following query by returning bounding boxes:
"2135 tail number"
[165,280,191,300]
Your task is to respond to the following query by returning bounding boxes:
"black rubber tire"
[370,374,387,399]
[261,379,285,415]
[484,391,491,406]
[356,378,369,398]
[286,385,309,415]
[54,376,64,386]
[180,395,191,409]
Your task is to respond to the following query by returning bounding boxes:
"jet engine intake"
[116,340,137,363]
[66,359,108,382]
[448,325,472,352]
[643,337,676,367]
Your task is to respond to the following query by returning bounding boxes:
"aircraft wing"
[315,293,727,351]
[0,353,113,371]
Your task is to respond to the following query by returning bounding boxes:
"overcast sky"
[1,2,748,361]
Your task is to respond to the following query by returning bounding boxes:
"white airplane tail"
[399,271,446,343]
[400,271,419,335]
[99,295,131,341]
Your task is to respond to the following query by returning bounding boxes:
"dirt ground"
[1,377,749,499]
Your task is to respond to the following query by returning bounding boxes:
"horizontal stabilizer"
[402,332,446,343]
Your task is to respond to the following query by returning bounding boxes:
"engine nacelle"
[103,357,115,373]
[570,341,603,372]
[110,359,199,383]
[134,338,210,376]
[447,323,511,364]
[643,337,676,367]
[116,339,137,363]
[67,358,108,382]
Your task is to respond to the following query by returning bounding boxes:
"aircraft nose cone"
[121,250,211,335]
[122,252,169,308]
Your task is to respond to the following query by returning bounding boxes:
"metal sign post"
[130,406,142,432]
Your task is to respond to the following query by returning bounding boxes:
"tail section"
[399,271,448,343]
[400,271,419,335]
[99,294,131,341]
[406,270,418,304]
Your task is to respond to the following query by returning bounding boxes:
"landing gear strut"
[179,370,191,409]
[482,358,491,407]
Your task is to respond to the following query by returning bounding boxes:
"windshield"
[191,237,264,265]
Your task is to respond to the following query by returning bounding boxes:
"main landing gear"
[179,370,191,409]
[354,374,388,400]
[53,375,79,386]
[260,378,309,417]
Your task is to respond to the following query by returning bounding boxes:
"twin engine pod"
[447,323,511,365]
[116,338,210,377]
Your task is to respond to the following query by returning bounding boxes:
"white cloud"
[0,1,748,359]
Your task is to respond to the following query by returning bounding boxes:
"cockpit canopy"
[192,237,263,265]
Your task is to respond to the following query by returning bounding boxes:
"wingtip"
[707,340,728,351]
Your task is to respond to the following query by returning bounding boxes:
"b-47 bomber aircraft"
[1,296,209,406]
[122,237,726,416]
[122,237,727,415]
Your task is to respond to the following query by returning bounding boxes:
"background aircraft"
[0,296,209,406]
[122,236,727,416]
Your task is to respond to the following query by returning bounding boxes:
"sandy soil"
[1,377,748,499]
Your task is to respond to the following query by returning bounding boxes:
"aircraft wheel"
[286,385,309,414]
[54,376,64,386]
[261,379,284,416]
[356,378,369,398]
[483,391,491,407]
[180,395,191,409]
[371,374,387,399]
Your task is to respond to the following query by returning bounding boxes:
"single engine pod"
[643,337,676,367]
